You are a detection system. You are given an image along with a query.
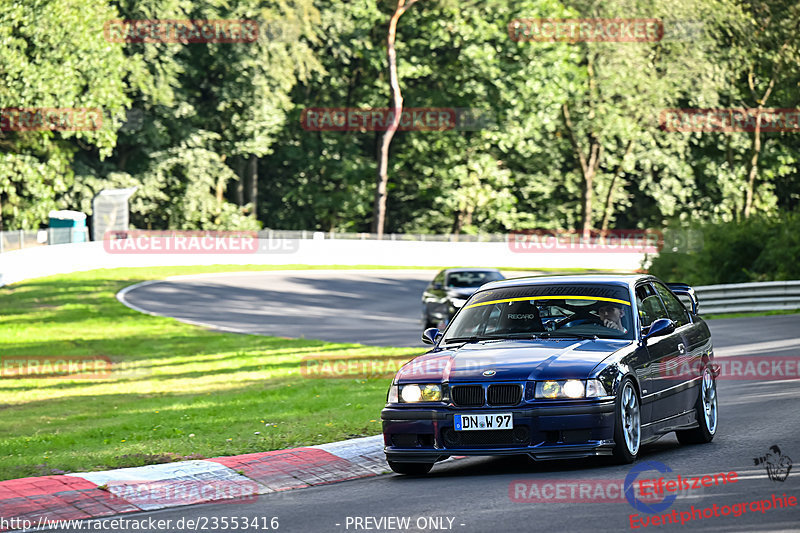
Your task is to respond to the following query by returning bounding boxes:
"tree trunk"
[451,206,473,236]
[248,155,258,221]
[235,157,245,207]
[372,0,417,238]
[743,107,764,218]
[741,44,783,218]
[562,102,602,237]
[601,140,634,232]
[216,176,225,207]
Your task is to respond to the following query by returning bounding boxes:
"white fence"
[0,236,647,287]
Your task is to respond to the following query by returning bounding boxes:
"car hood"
[395,338,632,382]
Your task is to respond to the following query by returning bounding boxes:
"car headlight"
[387,385,398,403]
[451,298,468,309]
[535,379,607,399]
[399,383,442,402]
[563,379,585,398]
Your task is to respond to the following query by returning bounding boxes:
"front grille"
[488,384,522,406]
[442,425,531,447]
[452,385,484,407]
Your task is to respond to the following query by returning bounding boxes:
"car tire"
[676,365,718,445]
[388,461,434,475]
[611,377,641,464]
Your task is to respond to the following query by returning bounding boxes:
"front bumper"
[381,401,615,463]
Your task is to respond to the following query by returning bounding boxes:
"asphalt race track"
[120,270,437,346]
[96,270,800,533]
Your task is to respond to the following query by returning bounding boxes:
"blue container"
[48,210,87,244]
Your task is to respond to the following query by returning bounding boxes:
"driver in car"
[598,303,627,333]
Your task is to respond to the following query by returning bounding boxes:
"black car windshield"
[445,271,504,288]
[442,283,635,341]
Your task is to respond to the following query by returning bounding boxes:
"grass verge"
[0,265,421,481]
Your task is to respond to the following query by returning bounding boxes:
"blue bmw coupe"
[382,274,718,475]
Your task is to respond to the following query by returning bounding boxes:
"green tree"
[0,0,129,229]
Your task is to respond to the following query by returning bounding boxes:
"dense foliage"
[1,0,798,237]
[649,213,800,284]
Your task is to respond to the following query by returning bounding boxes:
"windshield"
[445,271,504,288]
[443,283,635,341]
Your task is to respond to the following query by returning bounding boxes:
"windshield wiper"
[541,332,599,340]
[441,335,507,346]
[442,333,543,345]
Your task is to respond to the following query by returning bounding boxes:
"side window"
[654,283,690,327]
[636,283,668,328]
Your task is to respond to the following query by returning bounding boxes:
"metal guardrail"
[695,281,800,315]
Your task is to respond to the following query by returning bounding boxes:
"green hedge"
[647,212,800,285]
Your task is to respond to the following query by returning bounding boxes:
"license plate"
[454,413,513,431]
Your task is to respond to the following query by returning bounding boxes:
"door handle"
[678,343,686,355]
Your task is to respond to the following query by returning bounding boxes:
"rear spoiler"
[666,283,699,315]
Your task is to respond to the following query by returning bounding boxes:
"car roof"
[479,273,655,291]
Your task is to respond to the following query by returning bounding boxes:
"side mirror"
[432,282,443,290]
[643,318,675,343]
[422,327,440,345]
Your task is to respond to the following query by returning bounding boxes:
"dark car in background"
[384,274,717,475]
[421,268,505,329]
